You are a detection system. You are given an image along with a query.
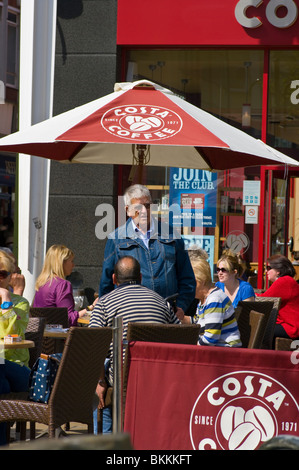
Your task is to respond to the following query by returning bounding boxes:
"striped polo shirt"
[194,287,241,347]
[89,283,180,383]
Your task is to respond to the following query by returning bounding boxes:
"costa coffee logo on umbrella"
[190,371,299,450]
[101,105,182,141]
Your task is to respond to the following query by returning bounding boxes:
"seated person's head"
[113,256,141,285]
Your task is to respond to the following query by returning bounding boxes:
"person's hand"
[175,307,185,322]
[9,273,25,296]
[96,381,108,409]
[0,287,11,304]
[176,307,192,324]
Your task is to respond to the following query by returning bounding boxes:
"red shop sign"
[117,0,299,46]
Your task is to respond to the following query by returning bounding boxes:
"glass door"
[271,177,290,256]
[261,170,299,289]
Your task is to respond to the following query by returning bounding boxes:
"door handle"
[276,236,294,251]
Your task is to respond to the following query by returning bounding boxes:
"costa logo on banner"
[190,371,299,450]
[101,105,182,141]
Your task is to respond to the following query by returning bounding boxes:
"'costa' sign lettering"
[235,0,298,29]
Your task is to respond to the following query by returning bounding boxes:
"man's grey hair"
[123,184,152,206]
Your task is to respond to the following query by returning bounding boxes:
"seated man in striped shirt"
[177,258,241,348]
[89,255,180,432]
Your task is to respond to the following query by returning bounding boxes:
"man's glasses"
[216,267,229,273]
[132,203,151,212]
[0,270,10,278]
[266,266,273,271]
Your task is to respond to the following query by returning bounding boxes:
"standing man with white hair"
[99,184,196,318]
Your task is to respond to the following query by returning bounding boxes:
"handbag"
[29,353,63,403]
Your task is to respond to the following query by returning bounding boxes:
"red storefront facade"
[116,0,299,289]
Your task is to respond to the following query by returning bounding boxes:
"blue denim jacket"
[99,218,196,312]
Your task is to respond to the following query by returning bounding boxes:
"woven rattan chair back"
[236,305,268,348]
[235,300,276,349]
[126,322,201,345]
[244,310,266,348]
[25,317,46,369]
[255,297,281,349]
[275,337,294,350]
[0,327,112,440]
[29,307,69,354]
[48,327,111,427]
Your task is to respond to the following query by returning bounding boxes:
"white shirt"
[131,218,154,249]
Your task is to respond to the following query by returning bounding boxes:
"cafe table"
[43,329,69,339]
[0,339,34,350]
[124,341,299,451]
[43,327,69,353]
[77,314,90,326]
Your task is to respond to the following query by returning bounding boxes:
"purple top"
[33,277,79,326]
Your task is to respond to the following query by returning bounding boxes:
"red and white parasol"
[0,80,298,170]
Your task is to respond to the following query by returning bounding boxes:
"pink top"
[33,277,79,326]
[258,275,299,338]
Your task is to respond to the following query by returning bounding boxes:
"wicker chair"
[275,337,294,351]
[25,317,46,369]
[235,299,277,349]
[236,309,267,349]
[99,322,201,432]
[0,327,112,442]
[29,307,69,355]
[255,297,281,349]
[126,322,201,345]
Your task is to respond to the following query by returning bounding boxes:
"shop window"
[268,50,299,158]
[126,49,263,137]
[6,10,19,88]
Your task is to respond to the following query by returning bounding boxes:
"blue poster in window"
[169,168,217,228]
[182,235,214,276]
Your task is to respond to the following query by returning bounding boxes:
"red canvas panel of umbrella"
[0,80,298,171]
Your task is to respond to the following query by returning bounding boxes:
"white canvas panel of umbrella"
[0,80,298,172]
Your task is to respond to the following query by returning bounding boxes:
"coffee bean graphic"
[228,422,261,450]
[245,406,275,442]
[220,406,245,440]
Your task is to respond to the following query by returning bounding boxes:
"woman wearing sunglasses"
[215,251,255,308]
[257,254,299,344]
[178,257,241,347]
[0,249,31,417]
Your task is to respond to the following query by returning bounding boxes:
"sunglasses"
[266,266,273,271]
[0,270,10,278]
[216,267,229,273]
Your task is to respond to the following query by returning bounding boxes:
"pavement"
[6,422,133,450]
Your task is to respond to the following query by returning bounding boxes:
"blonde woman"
[0,249,31,399]
[178,258,241,347]
[33,245,96,326]
[215,251,255,308]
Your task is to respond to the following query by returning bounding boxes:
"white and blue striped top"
[194,287,241,347]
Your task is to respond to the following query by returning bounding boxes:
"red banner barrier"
[124,342,299,450]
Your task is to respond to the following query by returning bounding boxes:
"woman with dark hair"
[258,254,299,343]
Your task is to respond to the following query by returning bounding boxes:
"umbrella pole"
[137,159,144,183]
[129,145,148,183]
[112,315,123,434]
